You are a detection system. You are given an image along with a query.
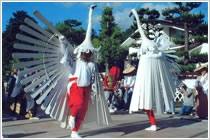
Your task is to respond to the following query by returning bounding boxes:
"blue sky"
[2,2,208,34]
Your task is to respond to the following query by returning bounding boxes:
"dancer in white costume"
[129,9,179,131]
[12,5,111,138]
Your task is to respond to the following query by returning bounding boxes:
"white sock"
[69,116,75,129]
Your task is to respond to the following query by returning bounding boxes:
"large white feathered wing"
[84,64,112,125]
[12,10,75,125]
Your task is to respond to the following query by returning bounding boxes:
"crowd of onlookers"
[102,65,136,113]
[102,64,208,119]
[2,69,39,120]
[2,64,208,120]
[177,64,208,119]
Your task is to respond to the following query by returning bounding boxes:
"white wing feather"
[12,10,75,125]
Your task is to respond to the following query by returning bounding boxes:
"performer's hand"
[59,35,65,41]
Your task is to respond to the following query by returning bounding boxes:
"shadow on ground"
[80,116,203,138]
[6,131,47,138]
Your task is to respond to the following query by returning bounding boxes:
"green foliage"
[128,52,137,58]
[192,22,208,36]
[173,50,188,57]
[191,22,208,45]
[175,50,208,73]
[55,19,86,46]
[172,37,185,45]
[190,52,208,63]
[95,7,128,72]
[162,2,205,51]
[198,53,208,62]
[131,8,162,40]
[100,7,116,38]
[121,28,136,42]
[179,64,196,72]
[2,11,37,81]
[162,2,204,26]
[192,35,208,44]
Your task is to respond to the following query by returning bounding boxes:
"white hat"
[194,63,208,72]
[123,66,136,74]
[73,40,100,62]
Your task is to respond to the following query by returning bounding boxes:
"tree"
[121,27,135,43]
[191,22,208,44]
[131,8,162,40]
[162,2,204,64]
[2,11,37,81]
[94,7,127,72]
[55,19,86,46]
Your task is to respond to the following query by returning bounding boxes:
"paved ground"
[1,107,208,139]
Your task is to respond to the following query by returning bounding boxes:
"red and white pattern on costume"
[67,77,90,132]
[67,77,78,96]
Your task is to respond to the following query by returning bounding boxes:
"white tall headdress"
[130,9,158,52]
[74,5,99,60]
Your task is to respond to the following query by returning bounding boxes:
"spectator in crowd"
[104,66,122,113]
[122,65,136,111]
[7,69,18,98]
[9,69,27,120]
[24,71,40,120]
[2,82,6,111]
[6,69,19,120]
[179,83,194,116]
[194,64,208,119]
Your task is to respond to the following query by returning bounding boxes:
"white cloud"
[141,2,176,19]
[82,2,125,31]
[83,13,101,33]
[112,3,176,31]
[114,8,133,31]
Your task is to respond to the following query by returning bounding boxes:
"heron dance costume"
[129,9,179,131]
[12,5,111,138]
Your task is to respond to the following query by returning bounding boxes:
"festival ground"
[2,106,208,139]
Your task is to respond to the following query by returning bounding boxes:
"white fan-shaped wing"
[12,10,75,125]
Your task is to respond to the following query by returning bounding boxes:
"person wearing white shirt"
[122,66,136,111]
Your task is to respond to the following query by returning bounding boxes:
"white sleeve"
[202,79,208,94]
[59,39,76,75]
[130,76,136,86]
[124,76,127,86]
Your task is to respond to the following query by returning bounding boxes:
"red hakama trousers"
[68,78,90,132]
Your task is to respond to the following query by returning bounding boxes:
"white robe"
[60,47,111,128]
[129,51,176,114]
